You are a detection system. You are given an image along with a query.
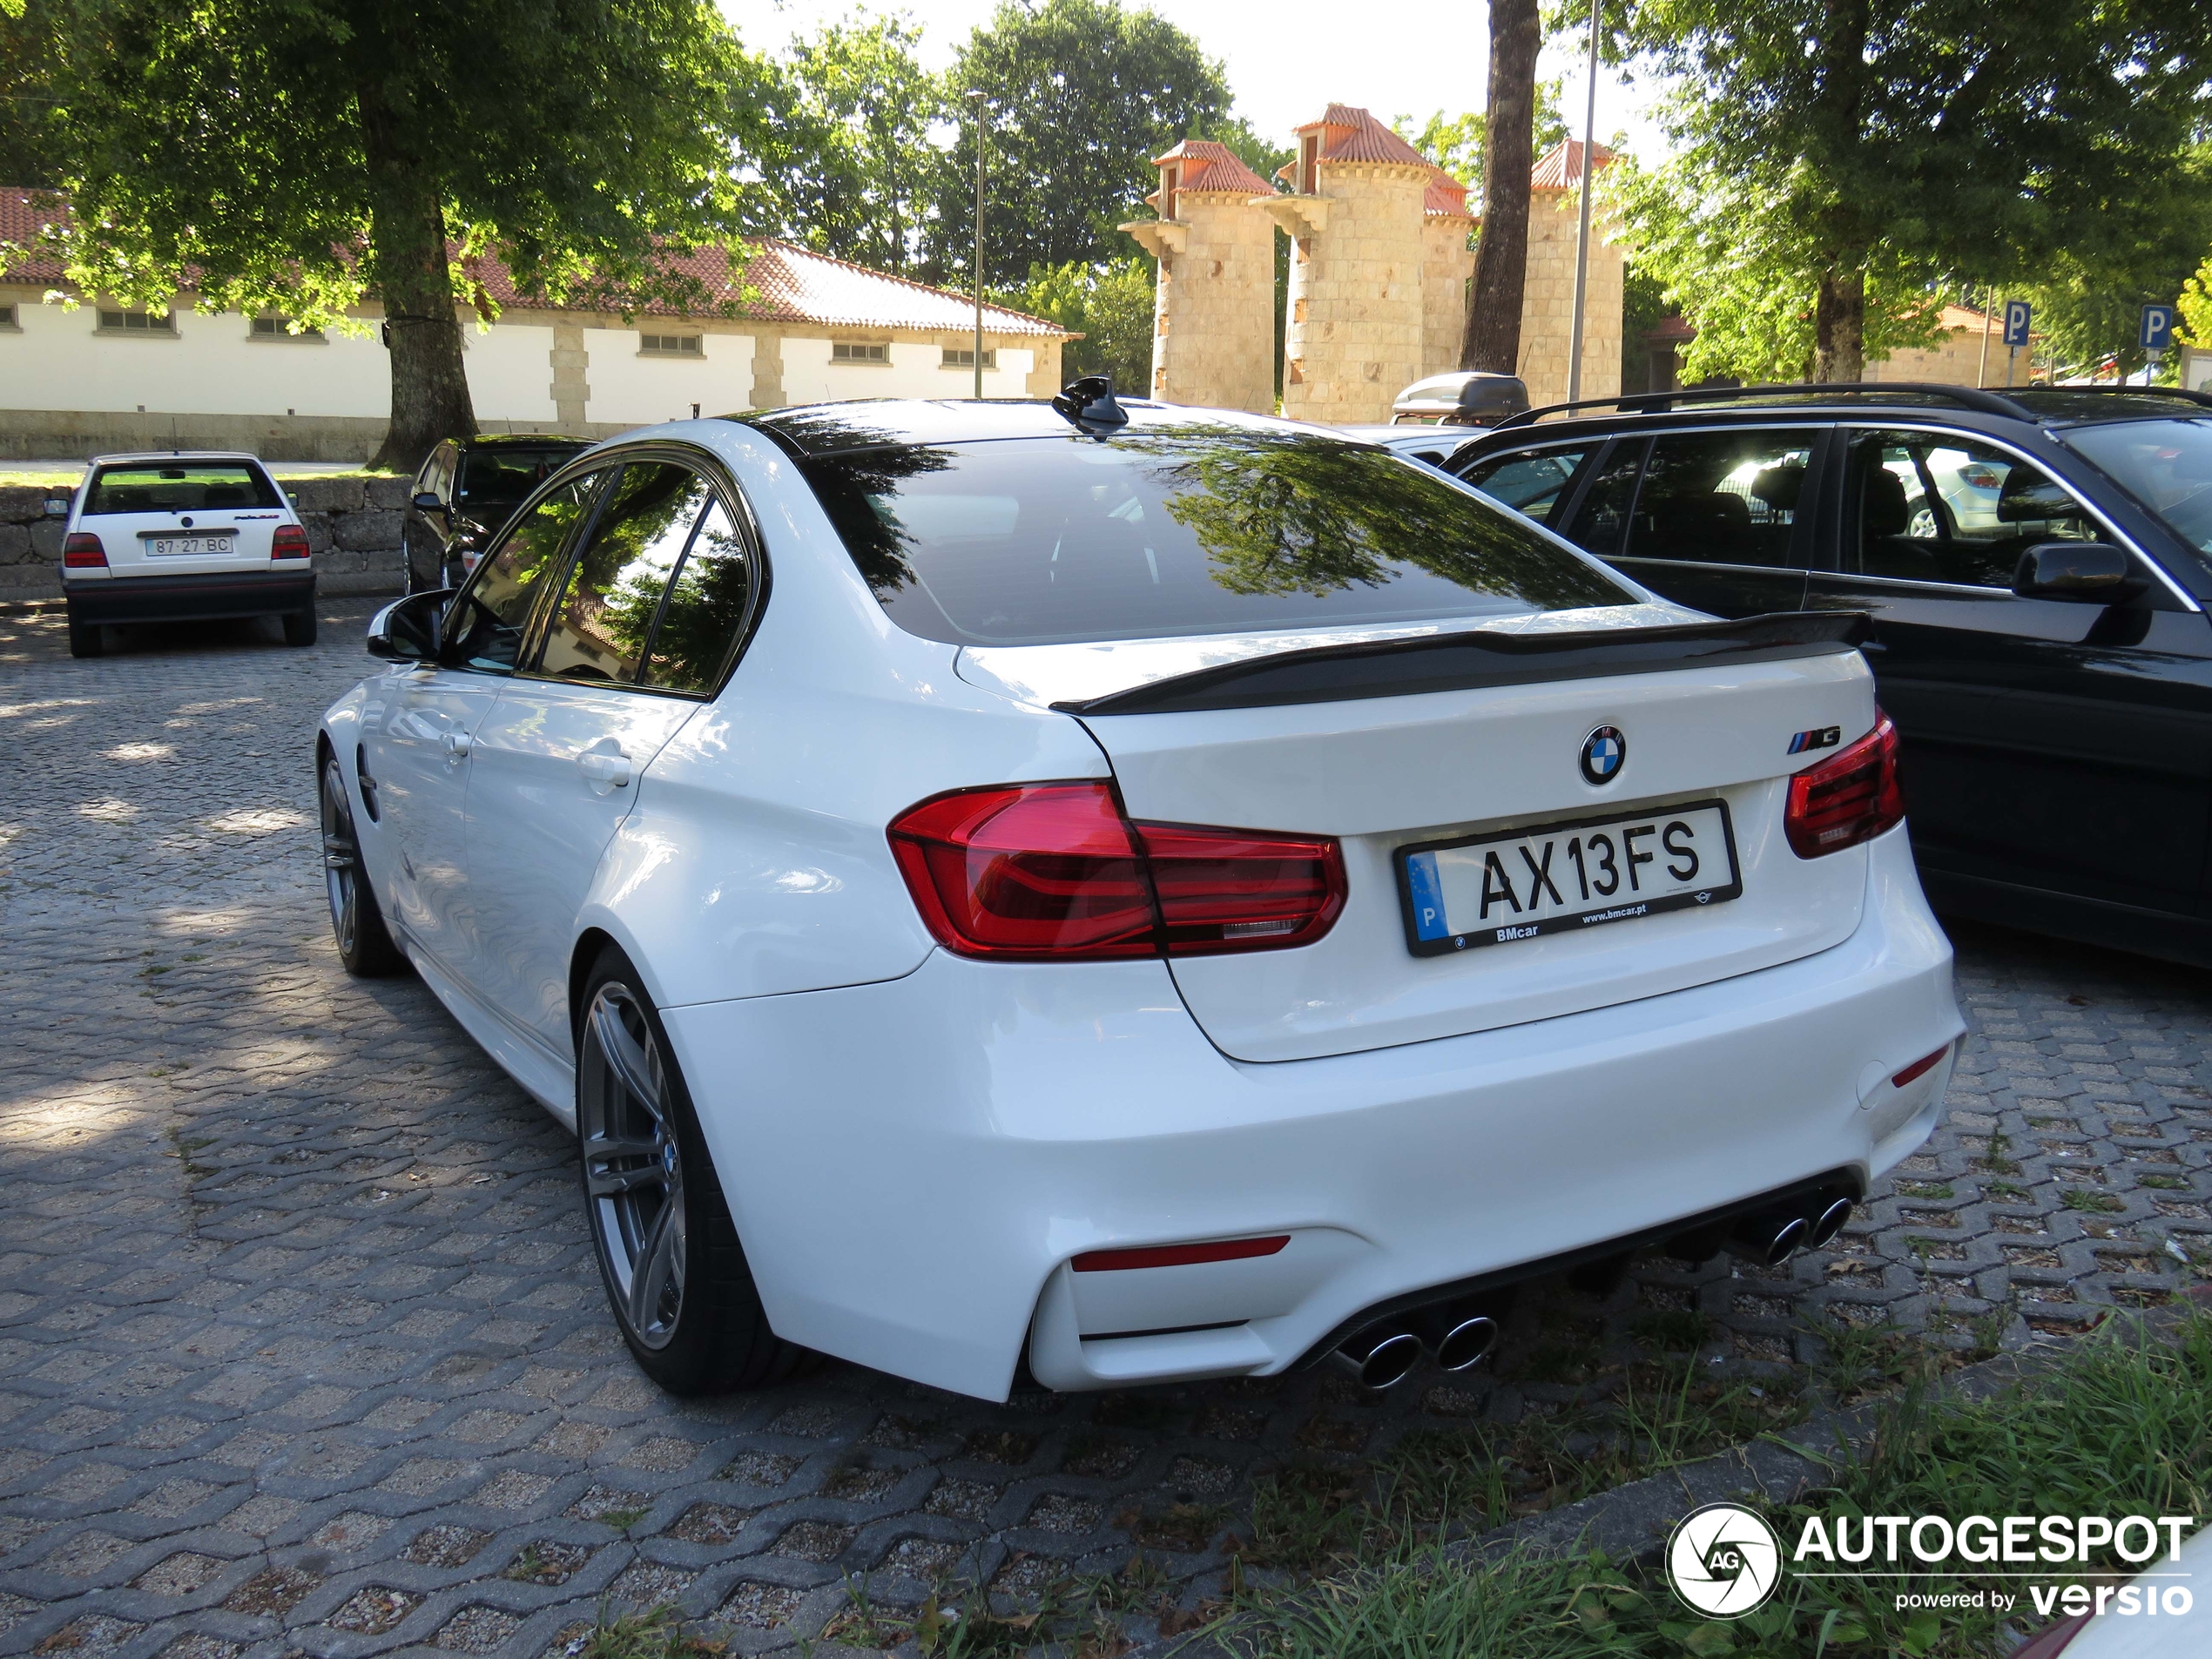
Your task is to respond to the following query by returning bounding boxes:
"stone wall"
[1514,186,1624,409]
[1421,216,1476,385]
[1283,161,1431,425]
[0,477,408,606]
[1136,193,1277,414]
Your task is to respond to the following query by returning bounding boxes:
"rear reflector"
[1071,1236,1290,1272]
[271,524,311,559]
[1785,711,1904,858]
[887,781,1345,961]
[63,533,107,569]
[1892,1043,1951,1088]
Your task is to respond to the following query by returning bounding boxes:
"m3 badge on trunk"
[1580,725,1627,786]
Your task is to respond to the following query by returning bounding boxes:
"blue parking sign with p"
[2141,305,2175,353]
[2002,301,2032,348]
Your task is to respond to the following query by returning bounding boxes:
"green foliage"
[748,12,940,273]
[1606,0,2212,381]
[1001,258,1156,396]
[1396,84,1568,199]
[925,0,1231,286]
[2181,252,2212,350]
[0,1,57,185]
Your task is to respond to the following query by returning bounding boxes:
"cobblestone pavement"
[4,600,2211,1659]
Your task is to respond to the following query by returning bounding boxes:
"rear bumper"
[660,825,1959,1401]
[63,570,315,624]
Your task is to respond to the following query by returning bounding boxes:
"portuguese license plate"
[145,535,235,557]
[1397,799,1742,955]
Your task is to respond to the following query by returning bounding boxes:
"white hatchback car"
[57,450,316,658]
[317,390,1960,1402]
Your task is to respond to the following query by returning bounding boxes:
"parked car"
[1337,425,1487,469]
[55,450,315,658]
[403,434,591,592]
[318,397,1957,1400]
[1447,382,2212,966]
[1392,370,1531,427]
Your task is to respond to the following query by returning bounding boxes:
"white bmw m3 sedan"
[316,387,1961,1402]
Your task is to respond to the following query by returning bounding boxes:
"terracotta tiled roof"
[1291,105,1435,170]
[1529,138,1617,190]
[1425,172,1472,218]
[1150,139,1274,197]
[1,186,1069,336]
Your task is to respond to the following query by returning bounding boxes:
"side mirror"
[44,497,70,518]
[411,491,447,514]
[366,590,451,661]
[2012,542,2145,604]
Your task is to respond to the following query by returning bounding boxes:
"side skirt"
[1919,867,2212,970]
[399,933,578,1130]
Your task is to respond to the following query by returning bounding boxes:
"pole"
[1976,293,1993,388]
[1565,0,1602,404]
[968,90,987,400]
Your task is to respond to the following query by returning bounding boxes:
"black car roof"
[728,397,1299,459]
[1484,381,2212,440]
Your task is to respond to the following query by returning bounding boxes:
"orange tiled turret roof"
[1149,139,1274,196]
[1529,138,1617,190]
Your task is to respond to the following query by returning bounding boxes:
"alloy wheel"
[579,985,687,1349]
[320,762,362,956]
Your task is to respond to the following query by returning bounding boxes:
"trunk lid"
[961,611,1877,1062]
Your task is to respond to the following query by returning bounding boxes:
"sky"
[732,0,1669,162]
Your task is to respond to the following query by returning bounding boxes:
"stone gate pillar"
[1421,173,1476,379]
[1514,139,1624,408]
[1119,141,1277,413]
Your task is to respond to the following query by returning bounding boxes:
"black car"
[403,434,592,592]
[1445,382,2212,965]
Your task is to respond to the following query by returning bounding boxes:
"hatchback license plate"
[145,535,235,557]
[1397,799,1742,955]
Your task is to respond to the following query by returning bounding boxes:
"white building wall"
[775,337,1035,407]
[580,327,752,425]
[0,297,388,415]
[462,321,558,424]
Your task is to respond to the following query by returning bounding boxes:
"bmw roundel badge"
[1580,725,1627,786]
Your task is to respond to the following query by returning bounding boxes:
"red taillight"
[63,533,107,569]
[1072,1236,1291,1271]
[1892,1043,1951,1088]
[1785,712,1905,858]
[887,781,1346,961]
[271,524,311,559]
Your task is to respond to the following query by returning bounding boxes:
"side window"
[536,462,714,684]
[1458,444,1597,526]
[640,498,757,695]
[1561,438,1648,556]
[1624,430,1816,569]
[1849,430,2101,588]
[443,471,608,672]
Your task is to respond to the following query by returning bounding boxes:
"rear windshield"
[84,462,280,516]
[458,448,582,509]
[795,426,1630,646]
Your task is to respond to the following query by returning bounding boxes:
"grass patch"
[2062,1188,2127,1214]
[1221,1312,2212,1658]
[577,1604,717,1659]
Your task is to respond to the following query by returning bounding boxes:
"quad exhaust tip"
[1332,1326,1424,1390]
[1432,1313,1500,1372]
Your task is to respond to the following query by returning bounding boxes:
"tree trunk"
[1460,0,1541,374]
[357,60,475,473]
[1812,269,1866,381]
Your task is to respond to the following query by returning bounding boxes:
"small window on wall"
[1298,134,1318,194]
[250,314,323,340]
[640,333,703,355]
[98,307,174,335]
[832,341,890,364]
[0,304,17,330]
[941,347,996,370]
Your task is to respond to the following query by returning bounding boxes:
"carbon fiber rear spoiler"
[1051,610,1871,717]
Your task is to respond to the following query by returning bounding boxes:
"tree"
[1608,0,2212,382]
[29,0,757,469]
[1460,0,1542,374]
[0,3,60,186]
[1001,259,1155,394]
[1397,84,1566,199]
[750,13,941,273]
[927,0,1230,287]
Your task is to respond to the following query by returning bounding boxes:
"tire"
[320,755,405,976]
[577,945,811,1394]
[66,615,104,658]
[284,607,318,647]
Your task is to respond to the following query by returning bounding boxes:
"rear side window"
[536,463,713,684]
[795,425,1629,647]
[1625,430,1816,570]
[457,447,582,511]
[445,471,608,672]
[85,462,280,515]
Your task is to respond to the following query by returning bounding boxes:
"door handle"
[442,732,472,759]
[578,751,632,788]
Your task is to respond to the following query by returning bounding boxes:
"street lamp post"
[968,89,987,401]
[1564,0,1603,404]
